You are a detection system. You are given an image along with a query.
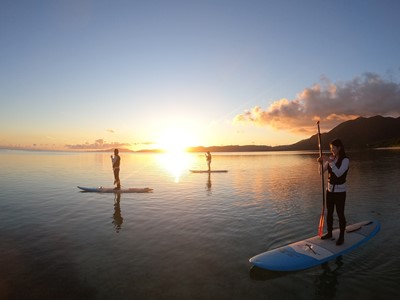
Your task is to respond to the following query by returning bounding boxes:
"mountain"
[187,115,400,152]
[280,115,400,151]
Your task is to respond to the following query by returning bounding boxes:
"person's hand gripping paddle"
[317,121,325,237]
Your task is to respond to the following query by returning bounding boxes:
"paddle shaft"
[317,121,326,236]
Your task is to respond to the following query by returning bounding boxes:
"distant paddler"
[205,151,212,172]
[111,148,121,190]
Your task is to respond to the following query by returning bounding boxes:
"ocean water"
[0,149,399,300]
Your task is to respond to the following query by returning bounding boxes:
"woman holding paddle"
[317,138,349,245]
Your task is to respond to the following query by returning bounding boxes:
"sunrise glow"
[156,128,198,154]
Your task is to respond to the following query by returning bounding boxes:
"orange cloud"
[234,72,400,134]
[66,139,130,150]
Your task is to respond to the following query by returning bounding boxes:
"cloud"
[66,139,130,150]
[65,140,156,150]
[234,72,400,134]
[136,141,155,145]
[106,129,115,133]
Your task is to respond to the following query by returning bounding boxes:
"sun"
[157,128,196,154]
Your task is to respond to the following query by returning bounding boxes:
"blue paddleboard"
[249,220,380,271]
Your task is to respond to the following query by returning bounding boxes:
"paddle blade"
[318,214,324,237]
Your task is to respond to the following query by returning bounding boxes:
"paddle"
[317,121,325,237]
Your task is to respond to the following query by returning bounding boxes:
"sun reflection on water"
[157,151,194,183]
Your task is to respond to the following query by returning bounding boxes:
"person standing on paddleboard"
[111,149,121,190]
[317,139,349,245]
[205,151,212,171]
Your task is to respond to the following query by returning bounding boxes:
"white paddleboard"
[249,220,380,271]
[189,170,228,173]
[77,186,153,193]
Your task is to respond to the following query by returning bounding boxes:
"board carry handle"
[346,221,373,233]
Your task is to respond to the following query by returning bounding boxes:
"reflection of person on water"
[317,139,349,246]
[112,194,123,233]
[111,148,121,190]
[314,256,343,298]
[205,151,212,171]
[206,173,212,191]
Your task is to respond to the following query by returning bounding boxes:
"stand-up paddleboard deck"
[78,186,153,193]
[249,220,380,271]
[190,170,228,173]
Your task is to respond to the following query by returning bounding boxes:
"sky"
[1,0,400,151]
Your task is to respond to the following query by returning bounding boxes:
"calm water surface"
[0,149,399,300]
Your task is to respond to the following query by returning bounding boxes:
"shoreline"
[1,146,400,153]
